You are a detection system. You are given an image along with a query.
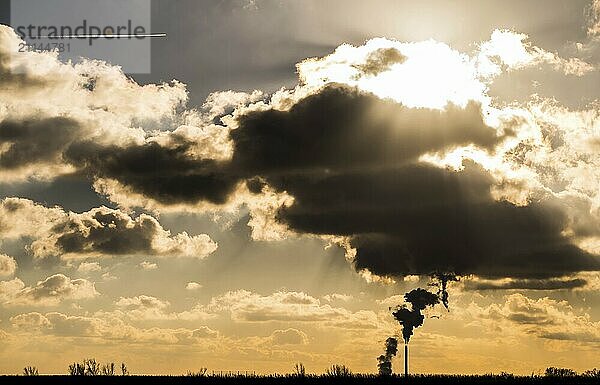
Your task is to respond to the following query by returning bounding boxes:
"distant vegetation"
[325,364,352,377]
[292,363,306,378]
[22,366,38,376]
[7,362,600,384]
[66,359,128,376]
[186,368,208,377]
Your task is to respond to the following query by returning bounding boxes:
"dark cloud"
[231,85,501,174]
[61,84,500,202]
[32,84,598,279]
[225,86,597,279]
[465,278,588,291]
[64,141,238,205]
[49,209,157,256]
[35,206,215,258]
[539,332,600,343]
[507,312,555,325]
[0,198,216,259]
[0,117,80,170]
[276,163,599,278]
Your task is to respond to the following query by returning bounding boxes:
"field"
[2,374,600,385]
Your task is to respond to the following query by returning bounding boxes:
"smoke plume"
[392,288,439,344]
[377,337,399,376]
[431,273,460,310]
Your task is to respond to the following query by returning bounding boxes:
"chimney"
[404,343,408,377]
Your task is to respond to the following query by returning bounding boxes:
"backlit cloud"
[208,290,381,329]
[0,274,98,307]
[9,311,220,345]
[468,293,600,343]
[0,254,16,277]
[0,198,217,260]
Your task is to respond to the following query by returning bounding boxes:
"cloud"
[36,38,594,281]
[0,198,218,259]
[298,32,593,110]
[463,277,588,291]
[10,312,51,330]
[297,38,488,109]
[140,261,158,271]
[377,294,407,308]
[114,295,214,322]
[77,262,101,274]
[63,140,239,206]
[0,197,64,238]
[269,328,309,345]
[219,39,597,280]
[228,88,597,278]
[477,30,594,77]
[0,274,98,306]
[102,272,117,282]
[352,47,407,76]
[9,311,220,344]
[208,290,380,329]
[0,117,81,174]
[0,254,17,277]
[186,282,203,291]
[230,86,502,173]
[322,293,353,303]
[0,278,26,303]
[469,293,600,343]
[115,295,171,320]
[191,326,220,339]
[7,308,324,358]
[0,25,187,182]
[202,90,264,121]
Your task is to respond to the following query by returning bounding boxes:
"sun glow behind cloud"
[298,38,487,109]
[298,29,594,111]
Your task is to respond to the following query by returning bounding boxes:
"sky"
[0,0,600,376]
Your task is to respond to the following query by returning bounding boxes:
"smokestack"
[404,343,408,377]
[391,288,440,378]
[390,277,458,379]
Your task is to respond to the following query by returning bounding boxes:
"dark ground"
[1,375,599,384]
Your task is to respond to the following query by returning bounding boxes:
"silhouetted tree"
[68,359,106,376]
[101,362,116,376]
[121,362,129,376]
[293,363,306,377]
[85,359,100,376]
[545,367,577,377]
[325,364,352,377]
[22,366,39,376]
[68,361,86,376]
